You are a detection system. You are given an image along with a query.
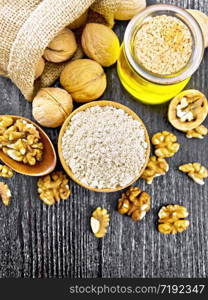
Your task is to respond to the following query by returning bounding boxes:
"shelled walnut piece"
[0,116,43,166]
[151,131,180,158]
[0,164,14,178]
[179,163,208,185]
[37,171,70,205]
[168,90,208,132]
[118,187,151,221]
[141,156,169,184]
[90,207,110,238]
[158,205,189,234]
[0,182,11,206]
[186,125,208,139]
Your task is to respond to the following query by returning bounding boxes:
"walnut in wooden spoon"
[0,115,56,176]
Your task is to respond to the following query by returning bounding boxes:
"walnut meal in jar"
[134,15,193,76]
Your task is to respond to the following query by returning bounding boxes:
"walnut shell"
[81,23,120,67]
[35,57,45,79]
[187,9,208,48]
[60,59,107,103]
[32,88,73,128]
[43,29,77,63]
[68,10,88,30]
[168,89,208,132]
[114,0,146,21]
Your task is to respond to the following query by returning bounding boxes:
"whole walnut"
[114,0,146,21]
[35,57,45,79]
[32,88,73,128]
[60,59,107,103]
[43,29,77,63]
[81,23,120,67]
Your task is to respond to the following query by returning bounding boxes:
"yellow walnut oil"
[117,45,191,105]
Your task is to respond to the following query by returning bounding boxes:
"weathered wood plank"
[0,0,208,278]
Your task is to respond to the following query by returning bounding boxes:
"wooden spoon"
[0,115,57,176]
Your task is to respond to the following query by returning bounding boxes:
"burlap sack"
[0,0,119,101]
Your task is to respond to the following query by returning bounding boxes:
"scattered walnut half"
[158,205,189,234]
[179,163,208,185]
[0,116,43,166]
[118,186,151,221]
[141,156,169,184]
[186,125,208,139]
[151,131,180,158]
[90,207,110,238]
[37,171,70,205]
[0,182,11,206]
[168,90,208,132]
[0,164,14,178]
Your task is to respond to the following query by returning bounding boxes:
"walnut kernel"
[179,163,208,185]
[118,186,151,221]
[0,182,11,206]
[37,171,70,205]
[0,164,14,178]
[186,125,208,139]
[141,156,169,184]
[158,205,189,234]
[90,207,110,238]
[151,131,180,158]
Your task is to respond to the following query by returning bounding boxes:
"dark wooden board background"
[0,0,208,278]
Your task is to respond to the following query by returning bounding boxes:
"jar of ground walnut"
[117,4,204,104]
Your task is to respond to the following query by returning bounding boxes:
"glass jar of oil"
[117,4,204,105]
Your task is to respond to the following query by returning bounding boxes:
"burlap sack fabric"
[0,0,119,101]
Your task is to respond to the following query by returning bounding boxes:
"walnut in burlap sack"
[0,0,119,101]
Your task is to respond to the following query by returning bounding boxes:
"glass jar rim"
[124,4,204,85]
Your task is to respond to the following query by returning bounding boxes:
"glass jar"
[117,4,204,105]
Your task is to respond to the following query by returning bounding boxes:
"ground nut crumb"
[61,106,148,189]
[134,15,193,75]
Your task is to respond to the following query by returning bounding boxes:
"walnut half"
[118,186,151,221]
[37,171,70,205]
[90,207,110,238]
[186,125,208,139]
[179,163,208,185]
[158,204,189,234]
[151,131,180,158]
[168,90,208,132]
[141,156,169,184]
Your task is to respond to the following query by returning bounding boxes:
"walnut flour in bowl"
[133,15,193,75]
[59,101,150,192]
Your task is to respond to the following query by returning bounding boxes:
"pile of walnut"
[0,116,43,166]
[142,131,179,184]
[158,205,189,234]
[32,2,148,129]
[118,186,151,221]
[37,171,70,206]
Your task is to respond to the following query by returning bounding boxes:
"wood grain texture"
[0,0,208,278]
